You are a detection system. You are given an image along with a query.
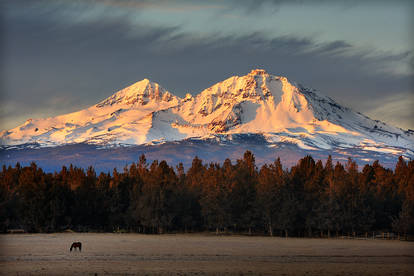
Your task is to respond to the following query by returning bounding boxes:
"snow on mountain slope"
[0,79,180,146]
[1,69,413,158]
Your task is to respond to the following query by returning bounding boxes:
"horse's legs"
[69,243,81,252]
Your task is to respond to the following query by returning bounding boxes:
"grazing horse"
[70,242,82,252]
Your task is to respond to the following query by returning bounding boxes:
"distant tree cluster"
[1,152,413,237]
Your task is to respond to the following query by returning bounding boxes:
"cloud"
[4,0,223,16]
[1,2,413,130]
[220,0,413,15]
[365,93,414,130]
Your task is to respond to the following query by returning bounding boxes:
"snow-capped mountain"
[1,69,413,159]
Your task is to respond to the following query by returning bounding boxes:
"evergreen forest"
[1,152,413,237]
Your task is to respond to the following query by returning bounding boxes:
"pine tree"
[230,151,258,233]
[256,158,285,236]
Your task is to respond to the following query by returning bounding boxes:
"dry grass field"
[0,233,413,275]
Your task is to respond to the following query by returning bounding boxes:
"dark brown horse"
[70,242,82,252]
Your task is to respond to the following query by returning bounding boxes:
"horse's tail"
[70,244,73,251]
[79,243,82,251]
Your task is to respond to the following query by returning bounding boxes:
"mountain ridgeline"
[1,69,413,152]
[1,69,413,171]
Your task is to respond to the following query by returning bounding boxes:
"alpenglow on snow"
[1,69,413,159]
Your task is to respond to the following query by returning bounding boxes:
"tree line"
[1,151,413,237]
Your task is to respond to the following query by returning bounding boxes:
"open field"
[1,233,413,275]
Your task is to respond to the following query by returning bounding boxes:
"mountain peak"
[1,70,413,161]
[96,79,177,107]
[248,68,268,76]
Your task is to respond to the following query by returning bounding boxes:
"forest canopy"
[1,152,413,237]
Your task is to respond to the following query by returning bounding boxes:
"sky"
[1,0,413,130]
